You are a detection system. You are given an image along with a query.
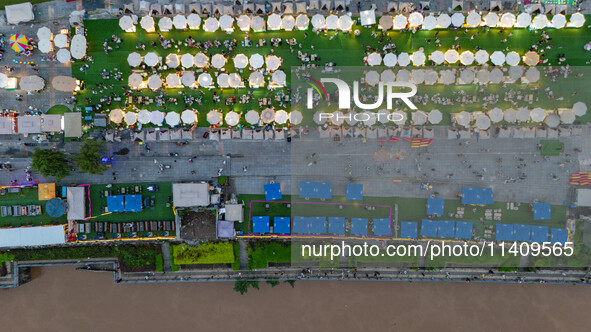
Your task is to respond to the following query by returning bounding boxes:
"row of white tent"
[109,109,197,126]
[311,103,586,128]
[127,52,282,71]
[366,50,539,67]
[122,14,322,32]
[377,12,585,30]
[36,27,87,62]
[128,70,286,90]
[121,12,585,34]
[207,109,295,125]
[364,66,541,86]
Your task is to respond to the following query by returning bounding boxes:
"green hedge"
[173,242,234,264]
[155,254,164,272]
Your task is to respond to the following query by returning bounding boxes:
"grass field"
[540,139,565,156]
[0,187,66,227]
[72,17,591,129]
[88,182,174,222]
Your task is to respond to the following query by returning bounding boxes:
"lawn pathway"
[238,239,248,270]
[161,242,172,272]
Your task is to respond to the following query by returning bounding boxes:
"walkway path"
[161,242,172,272]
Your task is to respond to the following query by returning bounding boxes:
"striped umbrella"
[9,34,28,53]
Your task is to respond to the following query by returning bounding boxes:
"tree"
[266,279,280,287]
[233,280,260,295]
[31,148,70,180]
[74,139,108,175]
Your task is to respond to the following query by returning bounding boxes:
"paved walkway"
[161,241,172,272]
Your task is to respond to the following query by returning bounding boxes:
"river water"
[0,266,588,331]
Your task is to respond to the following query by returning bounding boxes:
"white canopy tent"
[251,16,265,31]
[455,111,472,127]
[408,12,423,27]
[237,15,251,31]
[326,15,339,30]
[275,110,289,124]
[144,52,159,67]
[365,71,380,86]
[412,111,427,125]
[181,110,197,124]
[460,51,474,65]
[249,71,264,87]
[392,110,407,125]
[476,69,490,84]
[484,12,499,27]
[56,48,71,64]
[424,70,438,85]
[265,55,281,71]
[560,109,576,124]
[109,109,125,124]
[166,73,181,88]
[147,75,162,90]
[151,110,165,126]
[490,51,505,66]
[545,114,560,128]
[158,17,173,31]
[459,69,475,84]
[428,109,442,124]
[229,73,242,88]
[37,27,53,40]
[219,15,235,31]
[411,51,425,66]
[393,14,407,30]
[250,54,264,69]
[396,69,411,82]
[128,73,143,89]
[573,102,587,116]
[516,13,531,28]
[296,15,310,30]
[475,50,489,64]
[128,52,142,67]
[204,17,219,32]
[525,67,540,82]
[516,107,530,122]
[268,14,282,30]
[505,51,520,66]
[225,111,240,126]
[282,15,296,31]
[124,112,137,126]
[530,107,546,122]
[551,14,566,29]
[397,52,410,66]
[211,54,226,69]
[532,14,548,29]
[261,108,276,124]
[490,68,503,84]
[193,52,209,68]
[430,50,444,65]
[19,75,45,92]
[475,114,491,130]
[217,73,230,88]
[207,110,222,125]
[138,110,151,124]
[367,52,382,66]
[488,108,504,123]
[198,73,213,88]
[181,72,195,87]
[466,12,481,27]
[500,13,516,27]
[503,108,517,123]
[523,51,539,66]
[569,13,585,28]
[383,53,397,67]
[444,49,459,64]
[173,15,187,30]
[271,70,286,86]
[422,15,437,30]
[38,39,53,53]
[451,13,465,27]
[165,112,181,127]
[140,16,155,32]
[187,14,201,29]
[379,16,393,30]
[311,14,326,29]
[233,54,249,69]
[54,33,68,48]
[437,14,452,28]
[165,54,180,68]
[245,110,260,124]
[381,69,395,83]
[337,15,353,31]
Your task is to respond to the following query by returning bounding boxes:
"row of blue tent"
[429,197,552,221]
[400,220,474,239]
[252,216,391,236]
[106,195,142,213]
[496,224,568,245]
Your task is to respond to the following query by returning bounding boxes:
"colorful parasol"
[9,34,28,53]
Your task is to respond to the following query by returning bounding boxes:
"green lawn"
[47,105,72,115]
[0,187,66,227]
[172,242,234,264]
[88,182,174,222]
[72,17,591,129]
[248,241,291,269]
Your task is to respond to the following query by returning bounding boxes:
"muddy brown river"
[0,266,588,331]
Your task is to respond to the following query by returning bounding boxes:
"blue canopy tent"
[533,203,551,220]
[400,222,418,239]
[252,216,270,233]
[436,220,455,238]
[550,228,568,245]
[372,218,391,236]
[125,195,142,212]
[351,218,368,235]
[299,181,332,199]
[46,198,66,218]
[107,195,124,213]
[514,224,532,242]
[427,198,444,215]
[293,216,326,234]
[496,224,514,242]
[273,216,290,234]
[454,221,474,239]
[531,225,549,243]
[328,217,345,235]
[264,183,282,201]
[346,183,363,201]
[461,188,494,205]
[420,219,437,238]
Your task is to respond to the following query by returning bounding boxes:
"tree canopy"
[31,148,70,180]
[74,139,108,175]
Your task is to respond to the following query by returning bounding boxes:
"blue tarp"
[550,228,568,245]
[461,188,494,205]
[351,218,368,235]
[400,222,418,239]
[299,181,332,199]
[273,217,290,234]
[293,216,326,234]
[514,224,532,242]
[264,183,282,201]
[252,216,270,233]
[328,217,345,234]
[455,221,474,239]
[533,203,551,220]
[427,198,445,215]
[437,220,455,238]
[420,219,437,238]
[531,226,549,243]
[46,198,66,218]
[372,218,391,236]
[346,183,363,201]
[496,224,514,242]
[125,195,142,212]
[107,195,124,213]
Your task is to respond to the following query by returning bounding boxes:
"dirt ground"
[0,266,589,332]
[180,209,217,243]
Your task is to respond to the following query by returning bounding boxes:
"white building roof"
[577,189,591,207]
[173,183,210,207]
[0,225,65,248]
[5,3,34,25]
[67,187,86,220]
